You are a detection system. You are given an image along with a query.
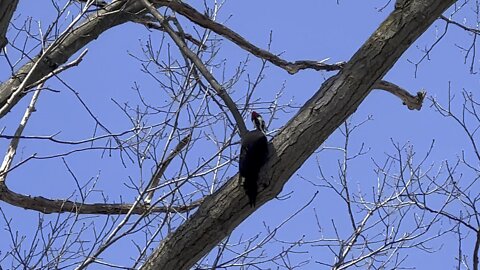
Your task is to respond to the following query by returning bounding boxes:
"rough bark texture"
[0,0,149,118]
[140,0,456,269]
[0,0,19,50]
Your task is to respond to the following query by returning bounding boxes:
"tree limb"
[440,15,480,35]
[130,14,206,49]
[155,0,423,110]
[0,0,150,118]
[0,182,202,214]
[0,84,43,182]
[144,133,192,204]
[474,230,480,270]
[0,50,88,182]
[141,0,248,136]
[154,0,344,74]
[0,48,203,215]
[0,0,19,50]
[140,0,455,269]
[374,80,426,110]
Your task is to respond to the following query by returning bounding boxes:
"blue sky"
[1,1,478,269]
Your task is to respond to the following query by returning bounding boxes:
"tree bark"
[0,0,19,50]
[140,0,456,269]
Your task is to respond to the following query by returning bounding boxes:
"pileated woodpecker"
[239,111,268,207]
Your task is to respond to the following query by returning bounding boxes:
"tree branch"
[141,0,247,136]
[154,0,344,74]
[0,0,19,50]
[144,133,191,204]
[0,182,202,214]
[0,84,42,182]
[130,14,206,49]
[155,0,423,111]
[0,0,149,118]
[140,0,455,269]
[440,15,480,35]
[0,48,202,215]
[474,230,480,270]
[374,80,426,110]
[0,50,88,182]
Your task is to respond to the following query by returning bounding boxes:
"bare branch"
[0,49,88,183]
[0,183,202,214]
[155,0,344,74]
[474,231,480,270]
[130,15,206,49]
[141,0,247,136]
[0,1,149,118]
[0,83,42,182]
[374,80,426,110]
[440,15,480,35]
[145,133,191,204]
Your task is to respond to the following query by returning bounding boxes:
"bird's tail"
[243,174,258,208]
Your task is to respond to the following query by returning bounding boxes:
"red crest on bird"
[251,111,261,121]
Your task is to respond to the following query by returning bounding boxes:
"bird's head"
[251,111,266,133]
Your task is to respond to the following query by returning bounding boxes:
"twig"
[440,15,480,35]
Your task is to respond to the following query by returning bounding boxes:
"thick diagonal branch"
[0,1,150,118]
[141,1,455,269]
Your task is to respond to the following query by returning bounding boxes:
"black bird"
[239,111,269,207]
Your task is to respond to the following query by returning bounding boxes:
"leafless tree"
[0,0,478,269]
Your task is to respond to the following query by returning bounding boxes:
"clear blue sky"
[1,1,478,269]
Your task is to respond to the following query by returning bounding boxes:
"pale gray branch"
[0,84,43,182]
